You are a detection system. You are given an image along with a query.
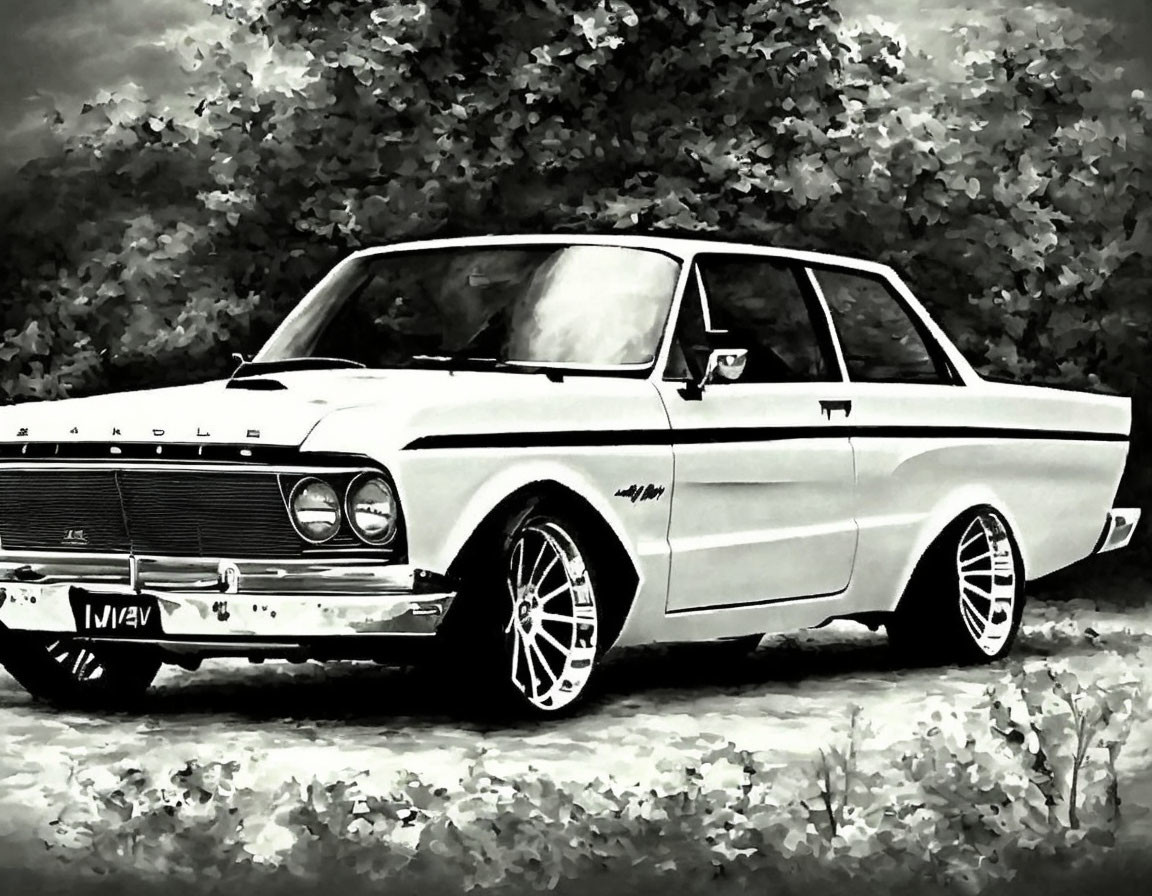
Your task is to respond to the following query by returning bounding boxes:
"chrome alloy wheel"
[0,631,159,708]
[504,520,598,712]
[955,512,1017,657]
[45,638,110,685]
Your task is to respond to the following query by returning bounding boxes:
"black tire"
[887,507,1025,665]
[437,501,606,718]
[0,629,161,709]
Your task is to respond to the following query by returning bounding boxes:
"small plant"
[986,662,1143,835]
[43,660,1141,893]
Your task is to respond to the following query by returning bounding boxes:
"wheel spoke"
[961,594,988,628]
[960,599,985,640]
[955,513,1017,658]
[523,634,542,698]
[540,611,579,625]
[538,582,570,604]
[528,636,559,684]
[960,550,991,569]
[509,624,525,692]
[526,537,547,591]
[536,624,571,655]
[501,521,599,712]
[77,651,101,682]
[961,580,993,601]
[531,553,560,592]
[960,529,985,551]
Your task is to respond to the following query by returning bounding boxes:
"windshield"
[257,245,682,373]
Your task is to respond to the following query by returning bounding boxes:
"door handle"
[819,399,852,419]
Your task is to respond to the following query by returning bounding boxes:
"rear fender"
[886,485,1027,613]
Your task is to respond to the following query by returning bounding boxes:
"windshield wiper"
[409,354,565,381]
[409,353,502,367]
[231,357,367,379]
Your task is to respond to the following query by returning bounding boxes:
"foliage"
[44,661,1144,892]
[0,0,1149,535]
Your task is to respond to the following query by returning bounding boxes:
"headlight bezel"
[287,476,344,544]
[344,472,401,546]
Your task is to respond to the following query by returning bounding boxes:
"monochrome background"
[0,0,1148,163]
[0,2,1151,894]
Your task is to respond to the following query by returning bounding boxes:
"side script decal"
[615,483,666,503]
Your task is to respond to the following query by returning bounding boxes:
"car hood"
[0,374,382,447]
[0,369,669,452]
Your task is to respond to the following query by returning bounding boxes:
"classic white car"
[0,235,1141,715]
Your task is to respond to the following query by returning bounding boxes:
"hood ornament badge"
[62,529,89,546]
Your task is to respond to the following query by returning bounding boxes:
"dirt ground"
[2,564,1151,858]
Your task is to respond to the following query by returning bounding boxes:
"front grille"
[0,467,391,559]
[0,471,130,553]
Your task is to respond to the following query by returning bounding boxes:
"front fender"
[395,450,673,583]
[443,461,642,572]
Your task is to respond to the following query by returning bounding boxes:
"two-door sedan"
[0,235,1140,714]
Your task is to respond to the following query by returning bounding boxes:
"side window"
[694,255,838,383]
[815,268,948,384]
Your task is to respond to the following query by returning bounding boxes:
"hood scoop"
[226,377,287,391]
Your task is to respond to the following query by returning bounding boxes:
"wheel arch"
[441,474,642,649]
[888,488,1029,615]
[889,488,1027,612]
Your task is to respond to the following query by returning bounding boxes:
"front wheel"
[887,508,1025,665]
[441,507,603,717]
[0,631,161,708]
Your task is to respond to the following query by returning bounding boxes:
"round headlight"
[345,474,399,545]
[289,478,342,543]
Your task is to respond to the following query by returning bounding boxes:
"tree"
[1,0,1148,412]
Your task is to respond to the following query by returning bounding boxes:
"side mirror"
[702,348,748,385]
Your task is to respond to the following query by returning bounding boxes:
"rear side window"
[814,268,949,384]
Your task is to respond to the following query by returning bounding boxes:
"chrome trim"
[0,585,454,639]
[502,359,651,372]
[0,462,380,474]
[804,266,849,382]
[344,473,399,546]
[1096,507,1141,554]
[80,639,314,655]
[287,476,343,545]
[0,551,442,596]
[697,265,717,332]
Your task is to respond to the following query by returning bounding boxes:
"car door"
[655,253,859,614]
[804,262,968,590]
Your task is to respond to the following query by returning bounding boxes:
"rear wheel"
[0,631,160,708]
[887,508,1024,664]
[439,505,603,716]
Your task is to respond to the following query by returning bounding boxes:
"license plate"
[69,589,162,636]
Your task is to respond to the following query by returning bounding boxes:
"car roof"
[352,234,895,277]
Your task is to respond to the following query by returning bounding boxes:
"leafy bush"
[0,0,1149,544]
[44,661,1144,892]
[1,1,1149,390]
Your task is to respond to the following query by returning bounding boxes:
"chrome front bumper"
[0,552,456,650]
